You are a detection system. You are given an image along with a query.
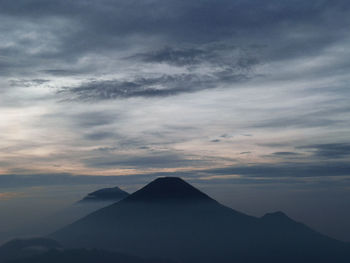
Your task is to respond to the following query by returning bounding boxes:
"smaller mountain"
[3,187,129,242]
[261,211,295,224]
[80,186,129,202]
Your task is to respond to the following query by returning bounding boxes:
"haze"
[0,0,350,243]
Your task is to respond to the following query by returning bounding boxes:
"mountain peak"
[80,186,129,202]
[125,177,214,203]
[261,211,298,225]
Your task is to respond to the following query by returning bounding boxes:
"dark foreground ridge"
[0,238,172,263]
[47,177,350,263]
[0,238,61,262]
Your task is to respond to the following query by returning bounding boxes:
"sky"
[0,0,350,242]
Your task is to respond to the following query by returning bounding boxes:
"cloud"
[271,152,302,156]
[59,43,257,100]
[130,46,209,66]
[41,69,81,76]
[250,116,341,129]
[1,0,348,80]
[203,162,350,178]
[129,45,260,69]
[59,75,204,100]
[0,0,350,184]
[9,79,49,87]
[84,131,115,141]
[298,143,350,159]
[0,173,136,189]
[59,73,246,100]
[84,151,211,169]
[70,111,118,128]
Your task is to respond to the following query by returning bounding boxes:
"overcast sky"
[0,0,350,242]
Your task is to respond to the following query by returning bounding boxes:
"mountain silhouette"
[124,177,213,202]
[51,177,350,263]
[0,238,61,262]
[0,239,173,263]
[6,248,174,263]
[80,186,129,202]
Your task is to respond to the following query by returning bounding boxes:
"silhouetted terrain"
[6,249,173,263]
[51,177,350,263]
[79,186,129,202]
[0,238,173,263]
[0,238,61,262]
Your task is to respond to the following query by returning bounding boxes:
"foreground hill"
[0,238,61,262]
[0,238,172,263]
[8,249,173,263]
[51,177,350,263]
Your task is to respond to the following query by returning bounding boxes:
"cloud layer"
[0,0,349,183]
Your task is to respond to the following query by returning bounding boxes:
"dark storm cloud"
[298,143,350,159]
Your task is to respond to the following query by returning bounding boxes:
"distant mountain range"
[50,177,350,263]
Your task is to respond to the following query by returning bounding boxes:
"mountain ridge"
[50,177,350,263]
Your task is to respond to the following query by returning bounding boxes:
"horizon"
[0,0,350,254]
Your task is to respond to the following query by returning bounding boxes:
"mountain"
[0,238,173,263]
[124,177,211,202]
[79,186,129,202]
[2,186,129,243]
[0,238,61,262]
[33,186,129,234]
[51,177,350,263]
[7,249,174,263]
